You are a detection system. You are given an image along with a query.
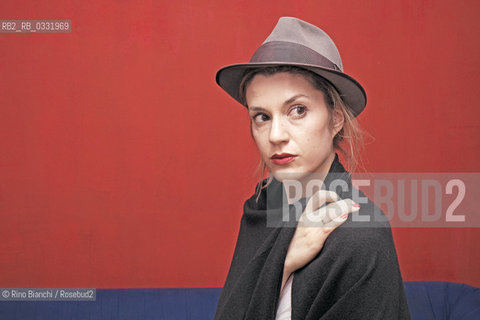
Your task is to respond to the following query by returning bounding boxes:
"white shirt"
[275,273,293,320]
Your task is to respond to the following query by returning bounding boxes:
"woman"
[214,17,411,319]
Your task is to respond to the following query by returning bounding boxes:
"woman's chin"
[270,168,330,185]
[270,169,310,182]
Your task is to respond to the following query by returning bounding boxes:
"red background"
[0,0,479,288]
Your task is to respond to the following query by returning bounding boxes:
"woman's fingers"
[302,198,360,228]
[304,190,339,213]
[322,199,360,227]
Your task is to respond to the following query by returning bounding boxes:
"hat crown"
[262,17,343,71]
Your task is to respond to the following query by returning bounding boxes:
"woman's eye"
[290,105,307,118]
[253,113,270,123]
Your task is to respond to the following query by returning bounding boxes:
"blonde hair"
[239,66,364,201]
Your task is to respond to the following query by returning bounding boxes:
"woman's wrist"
[281,264,294,291]
[283,263,293,277]
[283,256,298,276]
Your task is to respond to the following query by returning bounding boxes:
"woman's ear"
[332,109,345,136]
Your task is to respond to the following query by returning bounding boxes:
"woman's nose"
[269,118,289,144]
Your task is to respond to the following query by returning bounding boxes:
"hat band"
[249,41,341,71]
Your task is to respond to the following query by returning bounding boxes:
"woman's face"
[246,72,342,182]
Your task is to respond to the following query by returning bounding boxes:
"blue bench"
[1,282,478,319]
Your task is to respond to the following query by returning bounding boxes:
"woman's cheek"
[252,130,265,150]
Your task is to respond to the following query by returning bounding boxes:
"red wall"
[0,0,479,288]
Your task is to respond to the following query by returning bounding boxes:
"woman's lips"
[271,154,297,165]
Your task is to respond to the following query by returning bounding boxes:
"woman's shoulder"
[325,196,398,266]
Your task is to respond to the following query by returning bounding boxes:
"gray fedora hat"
[216,17,367,117]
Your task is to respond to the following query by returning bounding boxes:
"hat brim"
[216,62,367,117]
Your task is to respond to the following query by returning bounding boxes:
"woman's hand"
[281,190,360,290]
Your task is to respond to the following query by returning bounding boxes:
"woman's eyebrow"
[284,94,308,106]
[248,106,266,112]
[248,94,309,112]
